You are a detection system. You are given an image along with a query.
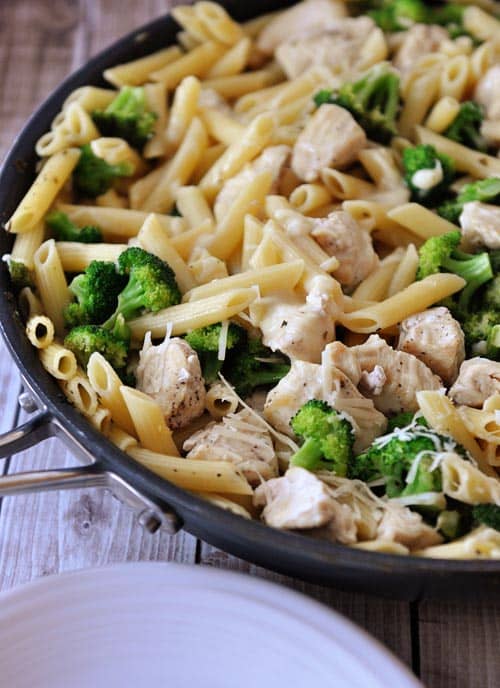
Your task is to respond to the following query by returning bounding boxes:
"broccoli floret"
[184,322,244,384]
[92,87,157,149]
[430,3,469,39]
[483,275,500,311]
[73,144,134,198]
[437,177,500,224]
[368,0,428,32]
[416,230,493,313]
[387,412,428,433]
[348,417,466,497]
[486,324,500,360]
[63,260,127,328]
[103,247,181,330]
[223,335,290,399]
[443,101,486,152]
[313,63,400,144]
[402,144,455,206]
[45,210,102,243]
[472,503,500,531]
[462,309,498,353]
[290,399,354,476]
[3,256,34,289]
[64,324,129,371]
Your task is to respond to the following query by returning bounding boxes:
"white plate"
[0,562,421,687]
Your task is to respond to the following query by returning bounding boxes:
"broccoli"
[387,411,428,433]
[442,101,486,152]
[45,210,102,243]
[313,63,400,144]
[437,177,500,224]
[103,247,181,331]
[63,260,127,328]
[402,144,455,206]
[462,309,498,353]
[64,324,129,371]
[184,322,244,384]
[73,144,134,198]
[290,400,354,476]
[486,324,500,360]
[416,230,493,314]
[430,3,469,40]
[368,0,428,32]
[92,86,157,149]
[348,416,467,498]
[472,503,500,531]
[3,256,34,289]
[223,334,290,398]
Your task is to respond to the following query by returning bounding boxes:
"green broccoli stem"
[487,324,500,360]
[441,252,492,310]
[291,437,324,470]
[104,276,146,329]
[356,71,399,121]
[247,364,291,389]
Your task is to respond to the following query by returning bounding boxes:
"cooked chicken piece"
[264,355,387,453]
[377,502,443,550]
[183,409,278,485]
[214,145,291,222]
[394,24,449,73]
[459,202,500,251]
[275,17,384,80]
[474,64,500,120]
[136,335,205,429]
[311,211,379,289]
[328,335,443,414]
[292,105,367,182]
[254,466,357,543]
[256,0,348,55]
[397,307,465,385]
[449,358,500,408]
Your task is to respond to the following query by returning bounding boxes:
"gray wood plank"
[200,542,414,668]
[419,600,500,688]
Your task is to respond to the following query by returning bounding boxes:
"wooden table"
[0,3,499,686]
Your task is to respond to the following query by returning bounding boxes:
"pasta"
[6,0,500,560]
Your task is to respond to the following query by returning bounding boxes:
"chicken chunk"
[183,409,278,485]
[254,466,357,543]
[377,502,443,550]
[136,335,205,429]
[292,105,367,182]
[256,0,348,55]
[214,145,291,222]
[474,64,500,120]
[264,355,387,453]
[394,24,449,73]
[459,202,500,251]
[448,358,500,408]
[275,17,385,80]
[397,307,465,385]
[311,211,379,289]
[328,335,443,414]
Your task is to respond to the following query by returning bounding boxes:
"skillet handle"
[0,403,181,534]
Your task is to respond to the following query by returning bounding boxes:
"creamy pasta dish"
[4,0,500,558]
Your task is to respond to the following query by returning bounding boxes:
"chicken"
[459,202,500,251]
[328,335,443,414]
[213,145,291,222]
[394,24,449,73]
[275,17,385,80]
[377,502,443,550]
[136,334,205,429]
[292,105,367,182]
[255,275,339,364]
[448,358,500,408]
[397,307,465,385]
[256,0,348,55]
[183,409,278,485]
[253,466,358,543]
[263,355,387,453]
[474,64,500,120]
[311,211,379,289]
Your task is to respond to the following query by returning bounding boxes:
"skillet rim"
[0,0,499,598]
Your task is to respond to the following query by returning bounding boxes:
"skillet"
[0,0,499,600]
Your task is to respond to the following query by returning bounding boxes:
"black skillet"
[0,0,498,600]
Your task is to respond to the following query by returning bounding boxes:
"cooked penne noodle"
[104,45,182,86]
[56,242,127,273]
[61,368,99,418]
[87,352,135,436]
[39,343,77,381]
[416,126,500,177]
[165,76,201,154]
[26,315,54,349]
[150,41,226,88]
[33,239,71,335]
[387,203,460,239]
[175,186,214,228]
[121,386,179,455]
